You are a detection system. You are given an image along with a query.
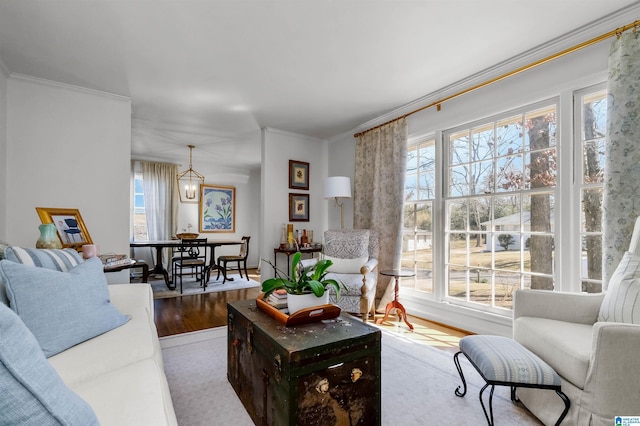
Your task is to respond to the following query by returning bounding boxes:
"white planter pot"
[287,292,329,315]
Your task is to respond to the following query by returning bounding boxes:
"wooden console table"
[272,246,322,275]
[103,259,149,283]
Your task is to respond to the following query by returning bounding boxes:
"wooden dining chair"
[172,238,209,293]
[216,236,250,284]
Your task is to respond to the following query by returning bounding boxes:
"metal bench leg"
[555,389,570,425]
[453,351,467,397]
[479,383,495,426]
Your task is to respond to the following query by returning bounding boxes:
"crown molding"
[353,2,640,135]
[9,73,130,102]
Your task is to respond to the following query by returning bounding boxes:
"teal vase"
[36,223,62,249]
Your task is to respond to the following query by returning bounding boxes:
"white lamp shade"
[324,176,352,199]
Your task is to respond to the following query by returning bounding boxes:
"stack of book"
[99,253,134,268]
[267,289,288,309]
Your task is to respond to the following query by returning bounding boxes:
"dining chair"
[216,236,250,284]
[172,238,209,293]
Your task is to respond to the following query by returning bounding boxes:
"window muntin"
[402,138,436,294]
[577,85,606,293]
[444,101,558,311]
[133,173,148,241]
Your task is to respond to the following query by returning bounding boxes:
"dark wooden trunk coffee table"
[227,299,381,426]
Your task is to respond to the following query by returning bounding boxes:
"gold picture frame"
[35,207,93,250]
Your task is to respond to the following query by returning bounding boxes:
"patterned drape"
[603,30,640,287]
[354,118,407,304]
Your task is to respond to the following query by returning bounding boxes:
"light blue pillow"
[0,302,99,425]
[3,246,83,271]
[1,247,84,306]
[0,257,129,357]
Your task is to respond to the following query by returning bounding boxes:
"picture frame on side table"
[35,207,93,250]
[289,193,309,222]
[200,184,236,233]
[289,160,309,190]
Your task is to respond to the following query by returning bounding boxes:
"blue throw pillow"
[3,246,83,271]
[0,303,99,425]
[0,257,129,357]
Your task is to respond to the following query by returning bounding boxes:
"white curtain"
[603,29,640,286]
[354,118,408,307]
[139,161,179,269]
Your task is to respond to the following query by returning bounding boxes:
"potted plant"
[261,251,343,314]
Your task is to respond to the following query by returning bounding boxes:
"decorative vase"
[287,292,329,315]
[36,223,62,249]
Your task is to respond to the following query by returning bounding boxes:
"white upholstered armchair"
[302,229,379,319]
[513,217,640,425]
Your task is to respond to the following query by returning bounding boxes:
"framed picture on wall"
[289,160,309,190]
[35,207,93,249]
[289,193,309,222]
[199,184,236,233]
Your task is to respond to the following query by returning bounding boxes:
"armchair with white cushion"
[302,229,379,319]
[513,216,640,425]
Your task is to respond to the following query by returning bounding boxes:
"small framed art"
[289,193,309,222]
[199,184,236,233]
[35,207,93,249]
[289,160,309,190]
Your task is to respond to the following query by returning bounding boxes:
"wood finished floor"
[153,268,470,353]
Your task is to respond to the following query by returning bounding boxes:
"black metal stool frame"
[453,351,570,426]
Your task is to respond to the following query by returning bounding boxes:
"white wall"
[260,128,327,278]
[5,75,131,282]
[0,60,8,240]
[326,132,355,230]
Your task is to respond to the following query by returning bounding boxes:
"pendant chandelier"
[176,145,205,203]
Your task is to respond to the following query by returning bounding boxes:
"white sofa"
[0,245,177,426]
[513,219,640,425]
[50,283,178,425]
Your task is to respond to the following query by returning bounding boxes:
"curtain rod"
[354,19,640,139]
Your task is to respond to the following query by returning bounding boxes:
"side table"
[376,269,415,330]
[103,260,150,283]
[273,246,322,275]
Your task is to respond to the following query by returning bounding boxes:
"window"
[133,173,148,241]
[444,101,557,312]
[402,138,436,294]
[401,82,610,321]
[576,84,606,293]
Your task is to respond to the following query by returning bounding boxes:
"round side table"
[376,269,415,330]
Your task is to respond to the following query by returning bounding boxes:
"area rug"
[160,327,541,425]
[151,274,260,299]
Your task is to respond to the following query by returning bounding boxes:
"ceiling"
[0,0,637,171]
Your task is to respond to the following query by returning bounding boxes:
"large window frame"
[401,84,609,320]
[443,100,559,314]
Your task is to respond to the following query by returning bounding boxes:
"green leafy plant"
[261,251,343,300]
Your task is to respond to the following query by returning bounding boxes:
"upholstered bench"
[453,335,569,425]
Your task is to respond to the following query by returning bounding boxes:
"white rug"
[160,327,541,425]
[151,274,260,299]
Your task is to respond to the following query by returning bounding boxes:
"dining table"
[130,239,243,290]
